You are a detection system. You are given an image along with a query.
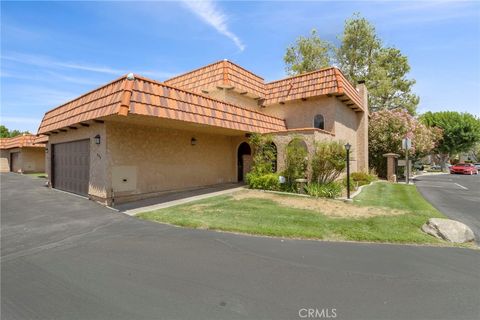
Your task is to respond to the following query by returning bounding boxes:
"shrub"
[311,141,346,184]
[246,173,280,191]
[283,137,308,186]
[249,133,277,175]
[304,182,343,198]
[352,171,377,185]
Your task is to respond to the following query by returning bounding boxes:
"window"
[314,114,325,130]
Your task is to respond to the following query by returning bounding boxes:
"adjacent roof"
[164,60,265,98]
[0,134,46,150]
[37,74,286,135]
[265,68,363,110]
[165,60,364,111]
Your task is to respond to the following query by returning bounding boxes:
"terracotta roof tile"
[37,74,286,135]
[164,60,265,97]
[165,61,364,111]
[0,134,46,149]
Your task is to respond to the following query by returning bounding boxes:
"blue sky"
[1,0,479,133]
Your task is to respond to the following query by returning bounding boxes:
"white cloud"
[2,53,125,75]
[182,0,245,51]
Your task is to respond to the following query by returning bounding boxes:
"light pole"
[345,143,351,199]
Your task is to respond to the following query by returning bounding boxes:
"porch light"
[191,137,197,146]
[94,134,101,145]
[345,143,351,199]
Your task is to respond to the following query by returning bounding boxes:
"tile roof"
[37,77,127,134]
[265,67,363,110]
[164,60,265,97]
[0,134,46,149]
[37,74,286,135]
[165,61,364,111]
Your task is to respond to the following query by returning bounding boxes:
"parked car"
[449,163,479,175]
[475,163,480,170]
[413,162,424,171]
[430,164,441,170]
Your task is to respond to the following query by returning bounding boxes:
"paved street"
[1,173,479,320]
[415,173,480,241]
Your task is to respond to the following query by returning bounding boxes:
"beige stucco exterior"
[0,147,45,173]
[40,65,368,206]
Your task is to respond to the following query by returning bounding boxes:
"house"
[0,134,47,173]
[37,60,368,205]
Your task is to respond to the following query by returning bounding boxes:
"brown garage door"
[52,139,90,196]
[10,152,20,172]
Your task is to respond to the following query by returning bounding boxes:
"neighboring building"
[0,134,47,173]
[37,60,368,205]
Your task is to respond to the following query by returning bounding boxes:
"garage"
[10,152,20,173]
[52,139,90,196]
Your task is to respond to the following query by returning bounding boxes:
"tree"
[336,13,381,84]
[367,48,419,114]
[0,125,9,138]
[284,29,332,75]
[420,111,480,166]
[369,109,441,177]
[284,13,419,114]
[0,125,29,138]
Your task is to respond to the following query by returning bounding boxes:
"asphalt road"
[415,173,480,241]
[1,173,479,320]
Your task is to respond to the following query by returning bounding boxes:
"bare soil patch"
[232,189,405,218]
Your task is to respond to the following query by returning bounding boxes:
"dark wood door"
[10,152,20,172]
[52,140,90,196]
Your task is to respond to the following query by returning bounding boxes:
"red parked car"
[449,163,479,175]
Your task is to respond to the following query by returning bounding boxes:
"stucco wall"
[0,150,10,172]
[207,88,261,111]
[20,147,45,172]
[46,123,109,199]
[334,103,359,172]
[263,96,336,132]
[106,122,243,203]
[0,148,45,173]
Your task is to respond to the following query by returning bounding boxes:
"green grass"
[25,172,48,178]
[138,182,449,245]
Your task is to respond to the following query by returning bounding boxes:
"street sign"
[402,138,412,150]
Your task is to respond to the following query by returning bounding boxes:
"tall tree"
[284,29,332,75]
[420,111,480,166]
[368,48,419,114]
[283,13,419,114]
[335,13,381,84]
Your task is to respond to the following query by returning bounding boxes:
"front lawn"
[137,182,450,245]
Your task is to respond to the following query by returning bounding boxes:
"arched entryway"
[237,142,251,182]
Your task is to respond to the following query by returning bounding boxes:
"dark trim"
[80,123,90,127]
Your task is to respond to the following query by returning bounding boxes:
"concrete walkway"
[115,183,246,215]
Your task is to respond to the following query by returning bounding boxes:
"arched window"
[314,114,325,130]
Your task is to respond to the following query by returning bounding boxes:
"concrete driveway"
[1,173,479,320]
[415,173,480,241]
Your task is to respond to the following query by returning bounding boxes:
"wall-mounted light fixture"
[191,137,197,146]
[45,147,48,153]
[94,134,101,145]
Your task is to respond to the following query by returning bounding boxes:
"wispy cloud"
[2,53,125,75]
[2,52,176,79]
[181,0,245,51]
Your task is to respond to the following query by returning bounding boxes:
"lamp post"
[345,143,351,199]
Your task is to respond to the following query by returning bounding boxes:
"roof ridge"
[133,74,286,123]
[164,59,265,83]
